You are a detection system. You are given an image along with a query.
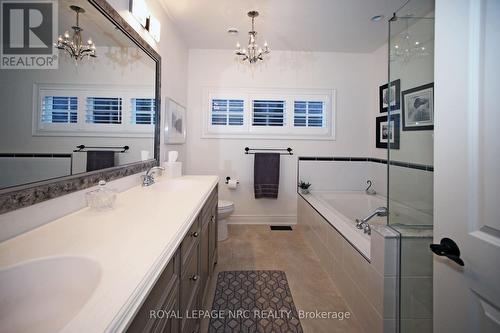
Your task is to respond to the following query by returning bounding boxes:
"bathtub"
[301,190,432,259]
[301,191,387,259]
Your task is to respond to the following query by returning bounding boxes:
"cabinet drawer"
[201,187,218,227]
[126,250,179,333]
[152,280,179,333]
[180,244,199,315]
[180,285,200,333]
[181,217,200,269]
[182,314,200,333]
[180,246,200,333]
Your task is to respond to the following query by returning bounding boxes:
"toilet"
[217,200,234,241]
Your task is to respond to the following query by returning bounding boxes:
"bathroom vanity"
[0,0,219,332]
[0,176,219,333]
[126,181,218,333]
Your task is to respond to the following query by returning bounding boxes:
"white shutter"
[86,97,122,124]
[41,96,77,124]
[252,100,285,126]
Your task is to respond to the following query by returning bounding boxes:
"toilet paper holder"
[225,176,239,185]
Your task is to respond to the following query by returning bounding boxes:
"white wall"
[107,0,189,165]
[186,49,374,223]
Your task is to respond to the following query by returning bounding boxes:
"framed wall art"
[402,83,434,131]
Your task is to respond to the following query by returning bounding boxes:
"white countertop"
[0,175,219,333]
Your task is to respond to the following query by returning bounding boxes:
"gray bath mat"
[209,270,303,333]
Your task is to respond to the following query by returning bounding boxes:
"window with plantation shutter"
[294,101,324,127]
[252,100,285,126]
[86,97,122,124]
[203,88,335,139]
[41,96,77,124]
[35,84,155,137]
[131,98,155,124]
[211,99,244,125]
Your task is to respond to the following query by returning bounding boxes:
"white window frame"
[32,83,155,138]
[202,87,336,140]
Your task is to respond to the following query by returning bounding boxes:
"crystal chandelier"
[235,11,270,63]
[390,19,429,63]
[56,6,96,60]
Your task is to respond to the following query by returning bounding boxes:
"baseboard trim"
[227,215,297,225]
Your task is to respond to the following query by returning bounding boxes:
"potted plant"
[298,180,311,194]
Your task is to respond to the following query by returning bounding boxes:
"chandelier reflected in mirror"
[55,6,96,61]
[390,18,429,64]
[235,11,270,64]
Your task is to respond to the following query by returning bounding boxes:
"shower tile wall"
[389,167,433,218]
[298,160,432,216]
[399,236,433,332]
[298,160,372,191]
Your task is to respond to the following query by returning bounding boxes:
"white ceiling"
[160,0,425,53]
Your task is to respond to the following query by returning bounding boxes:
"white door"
[434,0,500,332]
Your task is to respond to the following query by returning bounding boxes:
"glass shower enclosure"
[387,1,435,332]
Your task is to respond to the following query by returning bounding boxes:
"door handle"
[430,238,464,266]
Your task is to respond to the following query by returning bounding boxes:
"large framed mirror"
[0,0,160,214]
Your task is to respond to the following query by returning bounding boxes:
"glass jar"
[85,180,117,211]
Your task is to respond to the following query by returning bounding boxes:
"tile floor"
[201,225,362,333]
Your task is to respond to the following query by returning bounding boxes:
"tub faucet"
[356,207,388,233]
[365,180,376,195]
[142,166,165,187]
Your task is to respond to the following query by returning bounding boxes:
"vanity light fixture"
[55,6,96,60]
[130,0,149,28]
[130,0,161,42]
[234,11,270,64]
[149,16,161,42]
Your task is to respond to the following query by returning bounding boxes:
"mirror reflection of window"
[0,2,157,190]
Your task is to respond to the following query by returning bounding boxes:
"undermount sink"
[0,256,102,333]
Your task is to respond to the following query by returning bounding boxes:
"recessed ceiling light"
[227,28,239,35]
[370,15,385,22]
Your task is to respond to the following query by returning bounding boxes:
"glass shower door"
[388,2,435,332]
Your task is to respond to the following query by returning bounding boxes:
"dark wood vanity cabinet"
[127,186,218,333]
[126,251,181,333]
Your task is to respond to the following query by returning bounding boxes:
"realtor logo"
[1,0,58,69]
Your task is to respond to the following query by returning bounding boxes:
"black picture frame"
[402,83,434,131]
[379,79,401,113]
[376,114,400,149]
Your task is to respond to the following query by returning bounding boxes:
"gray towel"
[254,153,280,199]
[86,151,115,172]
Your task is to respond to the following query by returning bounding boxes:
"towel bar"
[244,147,293,155]
[73,145,129,153]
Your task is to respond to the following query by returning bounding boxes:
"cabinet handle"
[190,274,199,281]
[191,231,199,238]
[211,216,215,223]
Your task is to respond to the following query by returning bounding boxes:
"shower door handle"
[430,238,464,266]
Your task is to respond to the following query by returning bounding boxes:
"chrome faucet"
[142,166,165,187]
[356,207,388,235]
[365,180,376,195]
